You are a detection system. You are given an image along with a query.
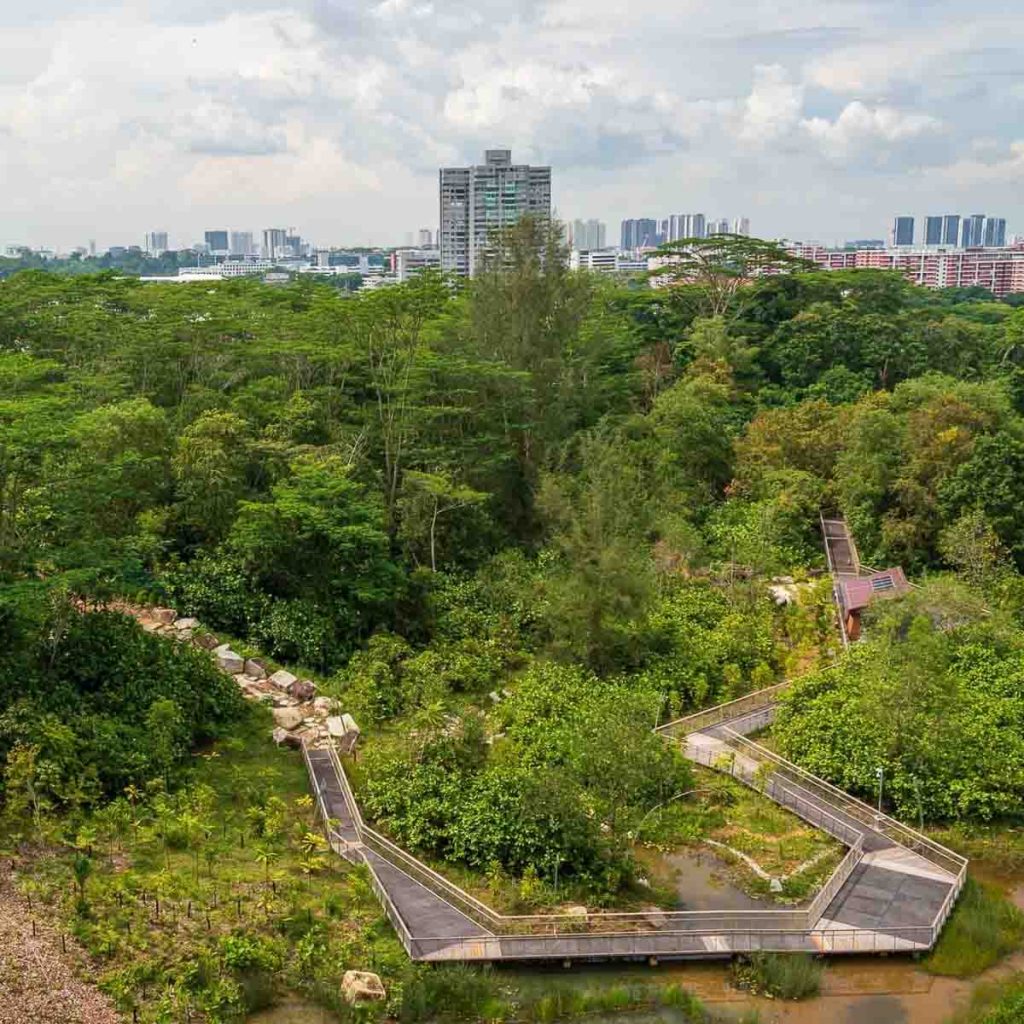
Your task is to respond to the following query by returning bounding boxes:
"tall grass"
[731,952,823,1000]
[926,878,1024,977]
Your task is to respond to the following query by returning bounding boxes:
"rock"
[312,696,336,715]
[271,727,289,746]
[643,906,668,929]
[338,713,361,754]
[215,647,244,674]
[565,905,588,918]
[272,707,304,731]
[269,669,297,691]
[326,716,345,739]
[194,632,220,651]
[342,971,385,1005]
[770,877,784,893]
[488,691,501,704]
[152,607,177,624]
[244,658,269,680]
[288,678,317,701]
[173,617,200,630]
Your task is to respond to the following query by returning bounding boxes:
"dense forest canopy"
[3,221,1024,895]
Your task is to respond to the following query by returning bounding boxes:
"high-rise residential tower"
[570,219,607,250]
[924,217,943,246]
[620,218,659,249]
[942,215,961,246]
[439,149,552,277]
[145,231,168,254]
[984,217,1007,247]
[204,230,229,253]
[262,228,287,259]
[229,231,254,256]
[961,214,986,248]
[731,217,751,236]
[892,216,915,247]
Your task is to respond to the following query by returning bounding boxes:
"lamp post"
[875,766,884,815]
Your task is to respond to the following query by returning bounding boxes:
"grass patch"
[638,766,841,907]
[925,878,1024,977]
[947,972,1024,1023]
[731,953,824,1000]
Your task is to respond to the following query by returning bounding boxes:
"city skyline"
[2,2,1022,250]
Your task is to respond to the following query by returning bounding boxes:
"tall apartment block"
[145,231,168,254]
[204,230,229,253]
[570,219,607,250]
[620,218,659,249]
[439,149,552,277]
[892,216,915,246]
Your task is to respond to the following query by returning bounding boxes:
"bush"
[925,878,1024,977]
[731,953,823,1000]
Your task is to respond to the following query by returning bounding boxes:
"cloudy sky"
[2,0,1023,250]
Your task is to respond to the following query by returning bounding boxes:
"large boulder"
[173,617,200,631]
[342,971,385,1004]
[194,632,220,651]
[152,607,177,625]
[269,669,297,691]
[272,706,304,731]
[244,658,269,680]
[337,714,360,755]
[215,646,244,675]
[288,678,317,702]
[272,726,303,749]
[312,696,336,715]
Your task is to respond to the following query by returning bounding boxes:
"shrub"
[925,878,1024,977]
[731,952,823,1000]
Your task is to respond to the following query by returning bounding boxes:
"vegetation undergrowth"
[925,879,1024,978]
[730,952,824,1000]
[948,972,1024,1023]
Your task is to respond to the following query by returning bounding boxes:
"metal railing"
[658,680,793,737]
[720,731,967,878]
[408,922,938,961]
[300,669,967,960]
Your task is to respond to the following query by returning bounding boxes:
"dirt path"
[0,864,120,1024]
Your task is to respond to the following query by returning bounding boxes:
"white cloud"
[802,101,942,160]
[0,0,1020,248]
[737,64,804,144]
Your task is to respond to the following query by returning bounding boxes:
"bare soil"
[0,863,120,1024]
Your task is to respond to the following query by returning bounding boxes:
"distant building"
[571,249,649,274]
[708,218,732,236]
[417,228,435,248]
[204,230,229,254]
[667,214,705,241]
[786,242,1024,298]
[620,218,659,249]
[262,228,287,259]
[229,231,254,256]
[844,239,886,250]
[391,248,441,282]
[731,217,751,236]
[179,260,273,278]
[924,217,943,246]
[984,217,1007,247]
[145,231,168,254]
[570,219,606,251]
[892,216,915,247]
[942,215,961,246]
[961,214,986,248]
[439,148,552,277]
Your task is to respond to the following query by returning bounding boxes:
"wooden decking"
[298,514,965,962]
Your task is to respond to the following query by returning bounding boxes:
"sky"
[1,0,1023,250]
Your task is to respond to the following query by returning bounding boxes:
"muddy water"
[247,883,1024,1024]
[660,848,771,911]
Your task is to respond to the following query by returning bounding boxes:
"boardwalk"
[299,514,966,962]
[302,694,965,962]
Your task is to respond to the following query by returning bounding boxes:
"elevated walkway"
[301,686,965,962]
[298,514,965,962]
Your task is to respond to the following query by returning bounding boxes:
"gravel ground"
[0,865,120,1024]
